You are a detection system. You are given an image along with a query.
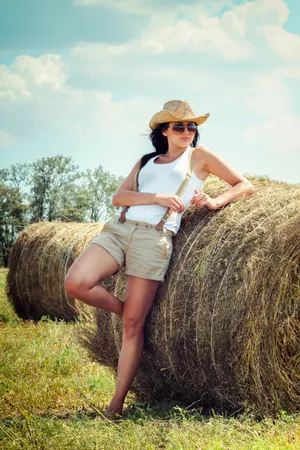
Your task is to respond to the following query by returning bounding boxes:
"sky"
[0,0,299,184]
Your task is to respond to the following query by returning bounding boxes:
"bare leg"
[106,275,161,414]
[64,244,124,316]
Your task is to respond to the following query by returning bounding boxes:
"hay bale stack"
[80,176,300,415]
[6,221,116,321]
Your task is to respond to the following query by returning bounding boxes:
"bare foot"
[106,400,123,416]
[102,409,123,422]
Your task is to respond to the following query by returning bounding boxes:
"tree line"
[0,155,124,267]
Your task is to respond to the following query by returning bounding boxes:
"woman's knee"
[123,315,144,339]
[64,271,89,297]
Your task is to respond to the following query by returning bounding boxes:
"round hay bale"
[6,221,117,321]
[79,176,300,415]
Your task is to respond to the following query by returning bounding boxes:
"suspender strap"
[155,148,195,231]
[119,171,139,224]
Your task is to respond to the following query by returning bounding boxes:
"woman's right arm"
[112,160,156,207]
[112,160,185,213]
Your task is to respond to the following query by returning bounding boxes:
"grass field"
[0,267,299,449]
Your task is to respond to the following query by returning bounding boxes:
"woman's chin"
[178,139,192,148]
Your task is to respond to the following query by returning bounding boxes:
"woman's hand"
[155,194,185,213]
[190,189,219,210]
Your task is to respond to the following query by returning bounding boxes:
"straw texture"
[79,176,300,415]
[6,221,117,321]
[149,100,210,130]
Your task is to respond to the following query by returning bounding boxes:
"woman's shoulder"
[193,145,213,161]
[194,145,212,155]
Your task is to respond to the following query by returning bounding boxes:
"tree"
[84,165,124,222]
[7,163,30,190]
[29,155,80,222]
[0,168,9,184]
[59,183,91,222]
[0,163,30,266]
[0,183,28,266]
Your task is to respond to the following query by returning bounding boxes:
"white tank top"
[115,147,205,235]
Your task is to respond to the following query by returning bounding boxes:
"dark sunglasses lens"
[187,123,197,133]
[172,123,185,133]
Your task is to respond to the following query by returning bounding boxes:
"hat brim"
[149,111,210,130]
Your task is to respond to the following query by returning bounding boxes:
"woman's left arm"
[190,146,255,210]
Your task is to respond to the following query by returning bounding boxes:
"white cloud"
[11,54,67,91]
[243,71,293,117]
[139,17,254,60]
[274,66,300,79]
[0,54,156,149]
[232,0,288,28]
[74,0,289,28]
[70,42,130,75]
[245,113,300,154]
[262,25,300,63]
[0,54,66,107]
[0,130,13,147]
[220,10,247,39]
[184,0,290,60]
[71,10,255,67]
[228,60,300,120]
[70,0,292,71]
[0,65,30,103]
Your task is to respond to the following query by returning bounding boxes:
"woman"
[64,100,254,417]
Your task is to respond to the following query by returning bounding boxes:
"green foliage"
[28,156,124,223]
[0,184,28,267]
[0,163,32,267]
[29,155,80,222]
[83,165,124,222]
[59,182,91,222]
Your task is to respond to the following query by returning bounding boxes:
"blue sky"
[0,0,299,183]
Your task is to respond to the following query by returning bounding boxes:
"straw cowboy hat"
[149,100,210,130]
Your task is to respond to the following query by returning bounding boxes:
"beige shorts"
[89,215,174,282]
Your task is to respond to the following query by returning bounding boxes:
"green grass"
[0,267,299,449]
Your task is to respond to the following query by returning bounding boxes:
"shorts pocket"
[102,220,113,231]
[157,236,173,259]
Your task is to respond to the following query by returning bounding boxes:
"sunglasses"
[169,122,197,135]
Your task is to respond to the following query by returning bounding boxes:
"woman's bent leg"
[107,275,161,414]
[64,243,124,316]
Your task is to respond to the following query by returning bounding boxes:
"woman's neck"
[164,143,190,160]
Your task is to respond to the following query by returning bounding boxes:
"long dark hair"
[140,122,200,171]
